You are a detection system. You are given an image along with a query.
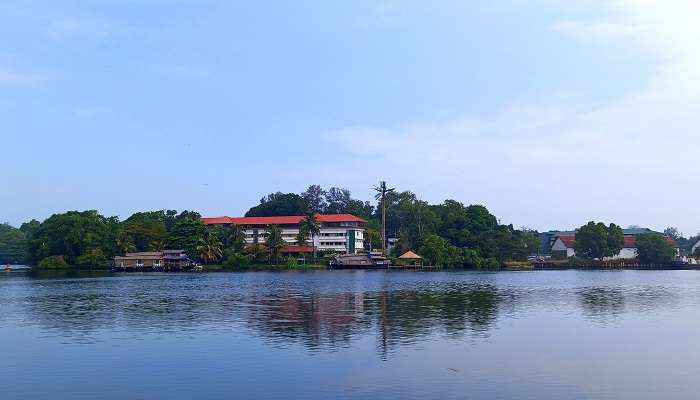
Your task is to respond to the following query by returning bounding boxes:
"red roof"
[281,246,314,253]
[202,214,367,226]
[558,236,576,248]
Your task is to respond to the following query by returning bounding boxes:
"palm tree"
[300,211,321,259]
[226,224,246,252]
[373,180,395,252]
[265,225,286,265]
[196,232,223,264]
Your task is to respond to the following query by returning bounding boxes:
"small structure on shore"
[329,252,390,269]
[114,250,194,271]
[398,251,423,268]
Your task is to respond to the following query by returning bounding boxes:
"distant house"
[542,227,664,256]
[551,236,576,259]
[114,250,193,270]
[550,235,679,260]
[691,240,700,256]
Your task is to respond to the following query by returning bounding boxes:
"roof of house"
[201,214,367,226]
[399,251,422,259]
[281,245,314,253]
[557,236,576,248]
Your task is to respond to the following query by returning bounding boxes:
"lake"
[2,270,700,399]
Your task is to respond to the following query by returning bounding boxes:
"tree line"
[570,222,679,264]
[2,183,690,269]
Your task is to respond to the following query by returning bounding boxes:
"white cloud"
[328,0,700,234]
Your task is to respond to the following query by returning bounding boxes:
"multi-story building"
[201,214,367,254]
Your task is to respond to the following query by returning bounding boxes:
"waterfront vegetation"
[0,183,692,270]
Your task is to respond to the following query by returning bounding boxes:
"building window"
[136,259,144,267]
[154,260,161,267]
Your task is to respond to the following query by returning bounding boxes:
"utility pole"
[373,181,395,253]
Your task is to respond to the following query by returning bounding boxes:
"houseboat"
[113,250,195,271]
[329,252,390,269]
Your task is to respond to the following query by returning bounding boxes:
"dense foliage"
[16,183,546,269]
[636,234,676,264]
[24,209,207,268]
[574,222,624,260]
[0,223,27,264]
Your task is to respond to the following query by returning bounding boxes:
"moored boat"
[4,264,11,272]
[329,252,390,269]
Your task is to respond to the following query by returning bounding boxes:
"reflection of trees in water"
[577,285,679,324]
[239,284,506,355]
[18,278,508,351]
[578,287,626,322]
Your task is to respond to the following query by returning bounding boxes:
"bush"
[38,255,70,269]
[76,249,110,269]
[479,257,502,270]
[222,252,251,270]
[286,256,298,268]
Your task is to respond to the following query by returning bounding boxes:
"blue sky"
[3,1,700,234]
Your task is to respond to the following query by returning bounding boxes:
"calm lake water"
[2,270,700,399]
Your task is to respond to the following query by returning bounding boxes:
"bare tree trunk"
[381,195,386,252]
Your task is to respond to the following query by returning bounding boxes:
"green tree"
[115,232,136,255]
[245,243,268,264]
[299,211,320,258]
[167,215,207,258]
[196,232,223,264]
[301,184,327,213]
[636,234,677,264]
[0,223,27,264]
[246,192,307,217]
[265,225,286,265]
[124,211,168,252]
[26,210,117,265]
[76,249,110,268]
[419,234,452,267]
[38,255,69,269]
[574,222,624,260]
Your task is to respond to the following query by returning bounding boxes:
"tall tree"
[373,181,395,252]
[0,223,27,264]
[299,211,321,258]
[245,192,306,217]
[301,185,327,213]
[637,234,677,264]
[196,232,223,264]
[574,222,624,260]
[265,225,286,265]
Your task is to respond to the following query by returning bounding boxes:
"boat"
[329,252,390,269]
[4,264,11,272]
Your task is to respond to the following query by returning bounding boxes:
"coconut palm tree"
[226,224,246,252]
[196,232,223,264]
[265,225,286,265]
[300,211,321,259]
[373,180,395,252]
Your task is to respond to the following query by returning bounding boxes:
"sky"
[2,0,700,235]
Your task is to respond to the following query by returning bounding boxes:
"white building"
[202,214,366,255]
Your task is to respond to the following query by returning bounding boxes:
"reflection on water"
[1,271,689,350]
[2,270,699,400]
